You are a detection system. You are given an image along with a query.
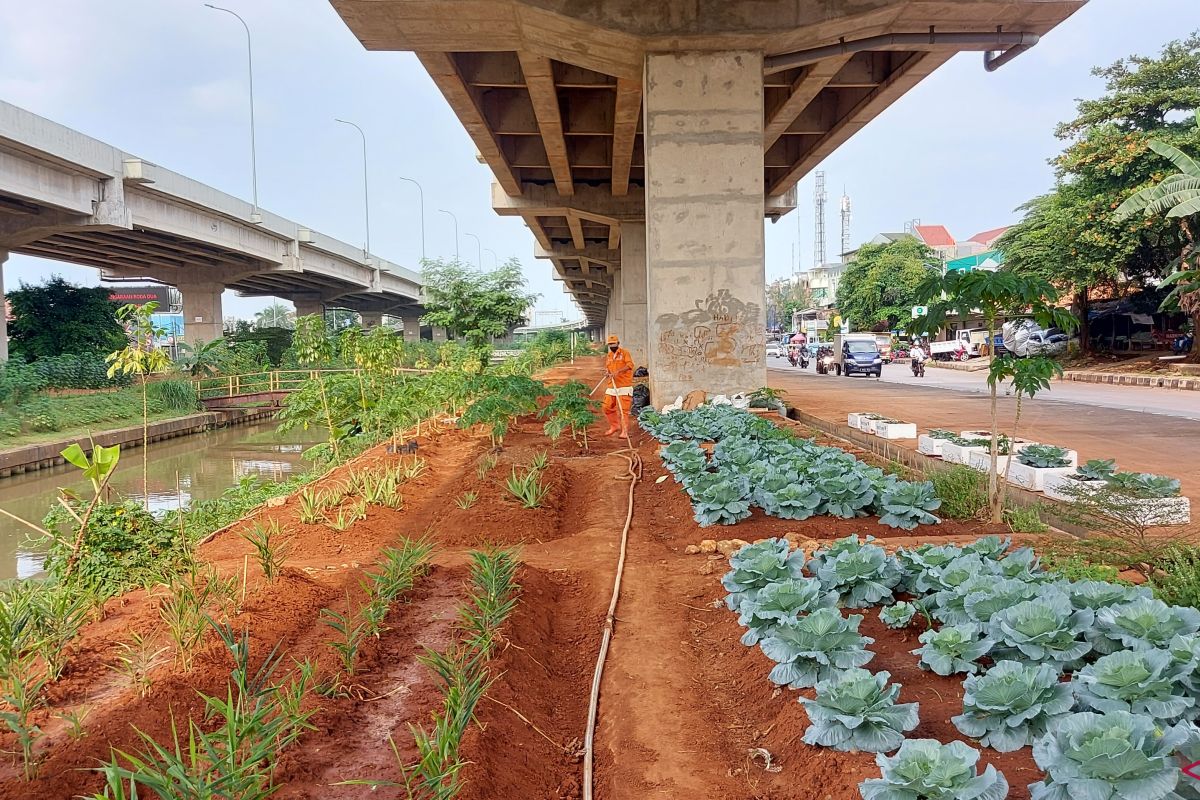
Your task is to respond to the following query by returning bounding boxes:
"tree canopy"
[419,258,538,348]
[998,31,1200,349]
[835,238,938,330]
[7,276,127,360]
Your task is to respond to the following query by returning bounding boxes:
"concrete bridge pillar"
[605,269,623,345]
[293,298,324,319]
[644,51,766,403]
[620,221,647,367]
[432,327,448,342]
[0,249,8,362]
[177,281,224,344]
[359,311,383,329]
[400,313,421,342]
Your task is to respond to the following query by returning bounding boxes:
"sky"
[0,0,1194,320]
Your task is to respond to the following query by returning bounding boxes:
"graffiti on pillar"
[655,289,764,370]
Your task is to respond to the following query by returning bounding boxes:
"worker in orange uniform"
[602,334,635,436]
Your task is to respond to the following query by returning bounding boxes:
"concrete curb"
[1060,370,1200,391]
[0,406,277,478]
[926,359,991,372]
[784,406,1088,537]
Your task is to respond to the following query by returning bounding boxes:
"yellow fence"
[193,368,429,400]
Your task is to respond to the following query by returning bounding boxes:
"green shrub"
[145,378,199,412]
[1003,503,1049,533]
[927,465,987,519]
[1147,544,1200,609]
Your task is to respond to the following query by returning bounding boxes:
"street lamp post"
[484,248,498,268]
[438,209,459,262]
[465,232,481,268]
[397,176,425,263]
[335,118,371,261]
[204,4,260,220]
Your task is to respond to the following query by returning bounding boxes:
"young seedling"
[298,489,323,525]
[35,584,91,681]
[239,520,292,582]
[455,491,479,510]
[320,607,368,677]
[529,451,549,471]
[110,632,170,698]
[326,507,356,533]
[56,705,92,741]
[158,569,217,672]
[402,457,427,481]
[476,454,498,480]
[0,655,47,780]
[505,468,549,509]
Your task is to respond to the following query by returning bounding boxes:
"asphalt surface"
[767,357,1200,421]
[766,359,1200,506]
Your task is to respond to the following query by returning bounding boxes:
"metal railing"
[193,368,429,400]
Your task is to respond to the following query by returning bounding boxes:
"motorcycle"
[911,357,926,378]
[787,348,799,367]
[814,347,834,375]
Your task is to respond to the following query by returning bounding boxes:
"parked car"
[832,333,883,378]
[1002,320,1068,357]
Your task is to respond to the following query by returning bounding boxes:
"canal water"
[0,422,325,580]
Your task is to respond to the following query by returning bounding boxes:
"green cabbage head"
[814,542,902,608]
[860,738,1009,800]
[988,594,1094,670]
[1093,597,1200,654]
[721,538,805,612]
[1074,649,1197,724]
[799,668,919,753]
[759,607,874,689]
[735,576,837,646]
[952,660,1074,752]
[1029,711,1193,800]
[913,623,995,676]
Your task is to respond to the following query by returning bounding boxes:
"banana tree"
[106,302,170,508]
[1115,125,1200,358]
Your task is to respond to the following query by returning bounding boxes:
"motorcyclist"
[787,344,799,367]
[910,342,927,377]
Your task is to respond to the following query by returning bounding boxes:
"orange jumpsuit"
[602,346,635,435]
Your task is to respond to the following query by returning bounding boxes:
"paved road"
[767,357,1200,421]
[766,360,1200,506]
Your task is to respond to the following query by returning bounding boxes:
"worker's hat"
[606,334,619,345]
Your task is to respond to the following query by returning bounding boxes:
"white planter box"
[875,421,917,440]
[941,441,987,465]
[861,417,882,434]
[1007,462,1074,491]
[848,412,872,429]
[967,442,1039,473]
[1043,473,1104,502]
[959,430,993,439]
[918,434,953,456]
[1042,475,1191,525]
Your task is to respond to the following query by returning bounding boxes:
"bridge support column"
[178,281,224,344]
[293,298,323,319]
[644,51,766,403]
[605,269,623,346]
[359,311,382,329]
[0,249,8,362]
[620,221,647,367]
[432,327,448,342]
[400,313,421,342]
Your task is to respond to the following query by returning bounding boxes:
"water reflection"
[0,422,324,580]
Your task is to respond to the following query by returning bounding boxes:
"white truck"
[928,328,990,361]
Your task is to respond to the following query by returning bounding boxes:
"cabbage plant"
[1017,444,1072,469]
[799,668,919,753]
[859,739,1009,800]
[812,466,878,518]
[1061,580,1151,611]
[688,471,752,527]
[1029,711,1193,800]
[962,577,1042,626]
[880,601,918,629]
[736,577,837,646]
[962,535,1011,560]
[721,538,805,612]
[1093,597,1200,654]
[1167,633,1200,696]
[1106,471,1182,498]
[759,607,874,689]
[996,546,1044,582]
[913,623,994,676]
[896,543,964,593]
[753,470,823,520]
[931,574,998,626]
[1074,649,1197,723]
[952,660,1074,752]
[806,534,874,575]
[989,594,1093,671]
[878,481,942,530]
[814,542,902,608]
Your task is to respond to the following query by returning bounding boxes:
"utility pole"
[840,191,852,260]
[813,170,827,268]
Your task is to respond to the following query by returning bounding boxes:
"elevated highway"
[0,100,425,359]
[331,0,1085,400]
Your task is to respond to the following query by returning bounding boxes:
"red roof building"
[913,225,955,248]
[967,226,1010,249]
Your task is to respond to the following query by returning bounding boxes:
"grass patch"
[926,465,987,520]
[1147,544,1200,609]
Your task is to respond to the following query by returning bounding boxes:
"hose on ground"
[582,444,641,799]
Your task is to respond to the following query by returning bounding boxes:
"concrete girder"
[517,53,574,195]
[763,54,852,150]
[493,182,645,222]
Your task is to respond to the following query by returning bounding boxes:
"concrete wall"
[620,221,647,366]
[0,250,7,361]
[644,50,767,402]
[605,267,624,344]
